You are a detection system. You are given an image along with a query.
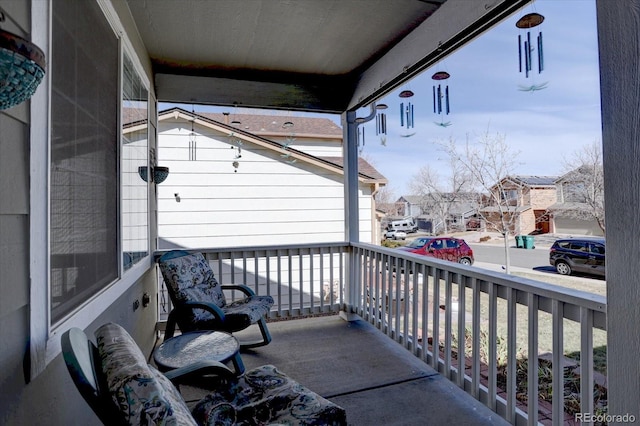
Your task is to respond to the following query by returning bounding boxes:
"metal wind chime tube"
[445,86,450,114]
[537,31,544,73]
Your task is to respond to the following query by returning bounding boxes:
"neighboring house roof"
[499,175,558,187]
[397,195,424,204]
[554,166,599,183]
[156,107,386,184]
[198,112,343,139]
[321,157,387,181]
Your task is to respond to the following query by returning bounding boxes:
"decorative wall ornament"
[138,166,170,184]
[138,148,169,184]
[0,27,46,109]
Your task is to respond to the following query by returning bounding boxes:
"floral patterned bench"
[64,322,347,425]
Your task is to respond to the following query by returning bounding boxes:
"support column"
[597,0,640,420]
[342,110,360,243]
[340,110,360,320]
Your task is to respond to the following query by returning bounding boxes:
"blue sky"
[166,0,601,197]
[353,0,601,196]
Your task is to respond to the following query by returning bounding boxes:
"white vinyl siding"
[157,120,375,247]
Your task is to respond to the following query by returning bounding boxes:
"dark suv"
[549,238,605,277]
[398,237,474,265]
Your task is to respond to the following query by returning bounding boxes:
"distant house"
[482,175,558,235]
[393,194,479,234]
[395,195,424,218]
[547,168,605,236]
[154,108,387,248]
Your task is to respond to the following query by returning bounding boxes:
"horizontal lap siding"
[157,123,374,247]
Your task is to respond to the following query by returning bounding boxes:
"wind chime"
[280,121,297,164]
[399,90,416,137]
[357,125,365,154]
[375,103,387,146]
[227,125,243,172]
[516,12,547,91]
[188,106,197,161]
[432,71,451,127]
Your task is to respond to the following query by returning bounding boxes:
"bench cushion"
[191,364,347,425]
[95,323,196,425]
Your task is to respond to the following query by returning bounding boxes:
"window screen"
[122,54,149,271]
[50,0,119,323]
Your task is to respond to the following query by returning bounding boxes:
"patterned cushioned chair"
[61,323,347,426]
[158,250,274,348]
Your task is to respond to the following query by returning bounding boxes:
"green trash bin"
[515,235,523,248]
[523,235,535,249]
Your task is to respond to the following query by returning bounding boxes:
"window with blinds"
[50,0,119,323]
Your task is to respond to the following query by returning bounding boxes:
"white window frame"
[29,0,153,380]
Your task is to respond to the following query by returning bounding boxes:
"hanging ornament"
[189,106,197,160]
[516,12,547,92]
[432,71,452,127]
[357,127,365,155]
[398,91,416,137]
[232,160,239,172]
[375,103,387,138]
[280,120,297,164]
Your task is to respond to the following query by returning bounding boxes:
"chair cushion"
[159,252,226,323]
[191,364,347,426]
[95,323,197,425]
[221,295,274,332]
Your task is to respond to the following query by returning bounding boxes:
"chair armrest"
[221,284,256,297]
[163,360,236,385]
[165,301,226,339]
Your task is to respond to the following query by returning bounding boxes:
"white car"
[385,230,407,240]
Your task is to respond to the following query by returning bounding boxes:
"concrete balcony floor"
[169,314,509,426]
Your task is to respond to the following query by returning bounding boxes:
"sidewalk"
[450,231,572,249]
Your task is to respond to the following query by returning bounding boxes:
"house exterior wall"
[157,120,376,248]
[0,0,32,415]
[0,1,160,424]
[529,187,557,209]
[518,209,537,235]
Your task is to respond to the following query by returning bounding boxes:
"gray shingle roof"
[511,175,558,186]
[198,112,342,138]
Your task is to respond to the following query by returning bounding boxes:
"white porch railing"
[156,242,607,425]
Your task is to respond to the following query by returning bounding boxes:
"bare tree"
[557,140,605,233]
[409,155,473,234]
[442,130,522,273]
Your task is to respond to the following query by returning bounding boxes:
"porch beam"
[348,0,531,110]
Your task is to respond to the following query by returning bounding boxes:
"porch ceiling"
[125,0,530,113]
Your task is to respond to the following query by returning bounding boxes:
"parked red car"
[397,237,474,265]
